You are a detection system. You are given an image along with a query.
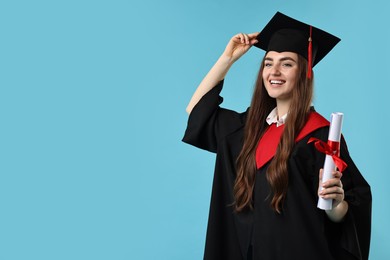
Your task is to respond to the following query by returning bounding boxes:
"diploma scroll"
[317,112,344,210]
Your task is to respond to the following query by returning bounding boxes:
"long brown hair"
[234,53,314,213]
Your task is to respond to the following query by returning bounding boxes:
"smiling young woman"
[262,51,299,115]
[263,52,298,98]
[183,12,371,260]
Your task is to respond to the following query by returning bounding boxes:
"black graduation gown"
[182,81,371,260]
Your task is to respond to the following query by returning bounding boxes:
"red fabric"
[307,138,348,172]
[256,111,329,169]
[307,26,313,79]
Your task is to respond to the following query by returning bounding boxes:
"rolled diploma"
[317,112,344,210]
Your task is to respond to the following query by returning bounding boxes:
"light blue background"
[1,0,388,259]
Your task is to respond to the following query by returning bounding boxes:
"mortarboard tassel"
[307,26,313,79]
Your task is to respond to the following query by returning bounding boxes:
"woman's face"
[262,51,299,102]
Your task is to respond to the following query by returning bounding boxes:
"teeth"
[270,80,284,85]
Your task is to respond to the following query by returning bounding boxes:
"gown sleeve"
[314,134,372,260]
[337,136,372,260]
[182,80,247,153]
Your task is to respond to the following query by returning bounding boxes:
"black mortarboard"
[254,12,340,77]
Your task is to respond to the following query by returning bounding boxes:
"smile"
[270,80,285,85]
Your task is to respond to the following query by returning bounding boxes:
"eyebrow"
[264,57,297,63]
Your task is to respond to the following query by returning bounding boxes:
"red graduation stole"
[255,111,329,169]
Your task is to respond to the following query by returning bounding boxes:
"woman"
[183,12,371,260]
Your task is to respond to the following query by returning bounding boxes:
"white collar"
[266,107,288,127]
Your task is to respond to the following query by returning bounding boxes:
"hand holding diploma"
[318,168,349,222]
[318,169,344,208]
[308,113,348,210]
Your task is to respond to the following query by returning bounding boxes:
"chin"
[266,91,280,99]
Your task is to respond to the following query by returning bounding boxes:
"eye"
[282,63,293,67]
[264,62,272,67]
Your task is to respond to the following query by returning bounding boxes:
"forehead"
[265,51,298,60]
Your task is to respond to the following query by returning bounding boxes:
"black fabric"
[182,81,371,260]
[254,12,341,67]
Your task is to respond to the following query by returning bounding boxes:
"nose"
[270,65,281,75]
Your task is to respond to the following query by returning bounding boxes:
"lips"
[270,80,285,85]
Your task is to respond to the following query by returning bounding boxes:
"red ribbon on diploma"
[308,137,348,172]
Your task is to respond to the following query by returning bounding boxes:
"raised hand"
[186,32,259,114]
[222,32,259,63]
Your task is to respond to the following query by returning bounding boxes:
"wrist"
[325,200,349,223]
[219,52,236,66]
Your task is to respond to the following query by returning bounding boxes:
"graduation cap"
[254,12,340,78]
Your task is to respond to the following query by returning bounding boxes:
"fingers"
[243,33,249,44]
[319,168,324,182]
[319,188,344,208]
[235,33,249,44]
[318,170,344,205]
[323,178,342,188]
[319,182,344,200]
[234,32,259,45]
[320,186,343,197]
[250,37,259,45]
[333,170,342,179]
[322,171,343,187]
[247,32,260,38]
[225,32,259,62]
